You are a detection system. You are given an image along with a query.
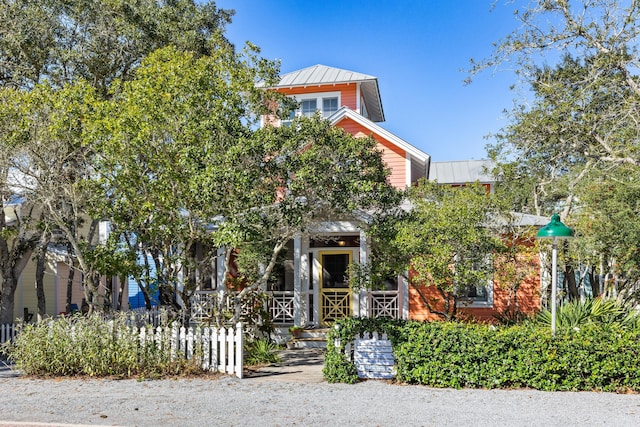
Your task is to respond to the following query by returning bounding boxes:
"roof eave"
[329,108,429,163]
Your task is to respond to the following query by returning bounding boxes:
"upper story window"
[322,97,338,117]
[281,92,341,125]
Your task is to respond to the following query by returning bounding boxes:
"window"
[301,99,317,117]
[280,92,341,125]
[456,256,494,307]
[322,97,338,117]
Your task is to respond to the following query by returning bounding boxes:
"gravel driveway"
[1,377,639,426]
[1,353,640,426]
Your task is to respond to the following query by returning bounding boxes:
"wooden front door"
[319,250,352,325]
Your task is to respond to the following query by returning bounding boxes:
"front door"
[319,250,352,325]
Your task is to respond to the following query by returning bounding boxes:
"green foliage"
[5,314,205,378]
[244,338,281,366]
[534,298,640,330]
[323,350,359,384]
[323,317,406,384]
[0,0,234,92]
[325,317,640,391]
[394,321,640,392]
[478,2,640,304]
[361,181,507,320]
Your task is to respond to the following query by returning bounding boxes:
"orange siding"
[335,117,407,188]
[276,83,358,111]
[409,253,541,322]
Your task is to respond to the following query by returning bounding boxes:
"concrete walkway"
[244,348,325,383]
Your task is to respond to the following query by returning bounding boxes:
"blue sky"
[215,0,523,162]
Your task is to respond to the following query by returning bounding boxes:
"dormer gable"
[272,64,385,122]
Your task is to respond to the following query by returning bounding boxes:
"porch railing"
[267,291,295,324]
[368,290,400,319]
[191,289,400,326]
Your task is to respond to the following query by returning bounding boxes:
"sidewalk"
[0,356,19,379]
[244,347,325,383]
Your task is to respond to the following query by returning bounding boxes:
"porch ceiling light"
[536,213,574,335]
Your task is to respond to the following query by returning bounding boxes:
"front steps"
[287,328,330,349]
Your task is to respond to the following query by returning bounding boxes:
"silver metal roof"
[429,160,496,184]
[275,64,385,123]
[278,64,377,86]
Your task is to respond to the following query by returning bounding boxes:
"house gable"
[330,107,429,188]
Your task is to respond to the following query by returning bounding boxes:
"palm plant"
[535,298,639,330]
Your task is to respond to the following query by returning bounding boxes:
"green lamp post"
[536,214,574,334]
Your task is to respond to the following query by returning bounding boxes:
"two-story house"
[257,65,544,327]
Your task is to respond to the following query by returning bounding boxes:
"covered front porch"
[264,222,408,327]
[190,221,408,328]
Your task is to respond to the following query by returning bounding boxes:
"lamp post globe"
[536,214,574,334]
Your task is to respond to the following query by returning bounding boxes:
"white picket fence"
[0,323,18,345]
[0,322,244,378]
[137,323,244,378]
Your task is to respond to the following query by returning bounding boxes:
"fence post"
[211,327,219,372]
[235,322,243,379]
[186,327,194,361]
[202,327,211,371]
[219,327,227,373]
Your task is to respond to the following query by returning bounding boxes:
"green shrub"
[323,317,406,383]
[534,298,639,330]
[245,338,281,366]
[394,321,640,392]
[324,317,640,391]
[5,314,205,378]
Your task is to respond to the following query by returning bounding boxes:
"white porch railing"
[190,288,400,326]
[190,291,218,322]
[268,291,295,324]
[368,291,400,319]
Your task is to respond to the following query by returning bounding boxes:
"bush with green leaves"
[5,314,205,378]
[245,338,281,366]
[394,321,640,391]
[323,317,405,383]
[325,317,640,391]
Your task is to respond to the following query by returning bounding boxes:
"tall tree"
[473,0,640,304]
[92,45,282,315]
[356,181,505,321]
[213,115,399,324]
[0,0,236,320]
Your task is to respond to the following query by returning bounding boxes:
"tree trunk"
[588,267,600,298]
[117,274,126,310]
[35,241,49,321]
[66,262,75,314]
[565,264,579,301]
[0,272,18,324]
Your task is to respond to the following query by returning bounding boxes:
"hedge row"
[324,318,640,392]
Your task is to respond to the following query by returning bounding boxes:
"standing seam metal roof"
[429,160,496,184]
[275,64,385,123]
[277,64,377,86]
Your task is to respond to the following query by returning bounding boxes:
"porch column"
[358,229,369,317]
[293,234,302,326]
[299,237,310,325]
[216,247,226,290]
[401,272,409,319]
